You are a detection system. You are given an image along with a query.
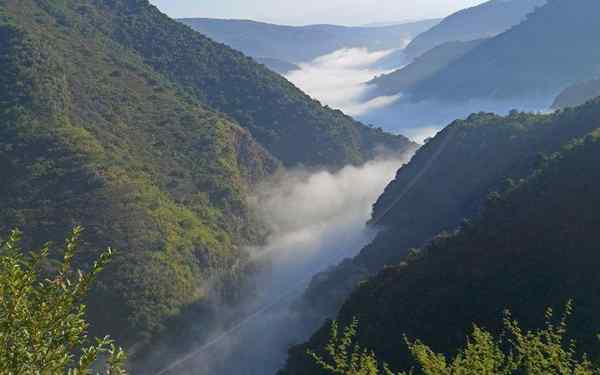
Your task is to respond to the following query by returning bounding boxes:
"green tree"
[0,226,127,374]
[311,303,600,375]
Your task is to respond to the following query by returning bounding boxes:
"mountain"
[255,57,299,74]
[0,0,414,350]
[403,0,545,60]
[369,38,486,97]
[280,98,600,374]
[552,78,600,109]
[281,111,600,373]
[178,18,440,64]
[411,0,600,102]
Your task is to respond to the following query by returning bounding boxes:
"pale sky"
[150,0,488,26]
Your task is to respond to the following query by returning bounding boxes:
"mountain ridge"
[0,0,415,351]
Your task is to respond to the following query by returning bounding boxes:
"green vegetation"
[102,1,414,167]
[312,304,600,375]
[282,116,600,374]
[0,0,413,352]
[299,99,600,323]
[0,227,127,374]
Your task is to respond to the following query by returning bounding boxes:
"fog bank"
[285,48,404,116]
[151,153,413,375]
[357,95,554,143]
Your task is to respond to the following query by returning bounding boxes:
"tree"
[0,226,127,374]
[311,302,600,375]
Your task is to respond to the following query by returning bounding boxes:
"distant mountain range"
[368,38,487,97]
[178,18,439,72]
[410,0,600,102]
[403,0,546,60]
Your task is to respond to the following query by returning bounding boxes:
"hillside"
[178,18,439,64]
[255,57,300,74]
[411,0,600,102]
[106,4,415,168]
[552,78,600,109]
[282,124,600,374]
[403,0,544,59]
[0,0,414,350]
[369,39,485,97]
[284,99,600,355]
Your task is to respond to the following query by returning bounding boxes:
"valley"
[2,1,600,375]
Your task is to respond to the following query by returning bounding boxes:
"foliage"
[282,106,600,374]
[102,0,415,167]
[308,319,394,375]
[0,0,414,349]
[299,99,600,328]
[313,304,600,375]
[0,227,127,374]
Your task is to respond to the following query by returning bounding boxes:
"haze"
[150,0,487,26]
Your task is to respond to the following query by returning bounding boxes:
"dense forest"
[0,0,414,354]
[281,99,600,374]
[4,0,600,373]
[295,99,600,325]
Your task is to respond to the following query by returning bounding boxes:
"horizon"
[149,0,488,27]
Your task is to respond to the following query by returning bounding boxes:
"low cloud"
[285,48,403,116]
[149,153,414,375]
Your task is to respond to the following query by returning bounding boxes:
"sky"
[149,0,487,26]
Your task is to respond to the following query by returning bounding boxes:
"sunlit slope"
[0,0,413,347]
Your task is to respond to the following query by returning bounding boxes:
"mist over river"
[149,154,412,375]
[285,48,553,143]
[148,47,552,375]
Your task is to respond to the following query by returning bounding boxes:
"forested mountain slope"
[286,99,600,353]
[282,123,600,374]
[411,0,600,102]
[99,1,414,167]
[0,0,413,348]
[403,0,544,59]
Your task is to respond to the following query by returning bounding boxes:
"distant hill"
[369,39,486,97]
[0,0,414,351]
[178,18,440,64]
[403,0,545,59]
[281,99,600,374]
[552,78,600,109]
[411,0,600,102]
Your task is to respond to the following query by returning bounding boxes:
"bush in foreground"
[310,302,600,375]
[0,227,127,374]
